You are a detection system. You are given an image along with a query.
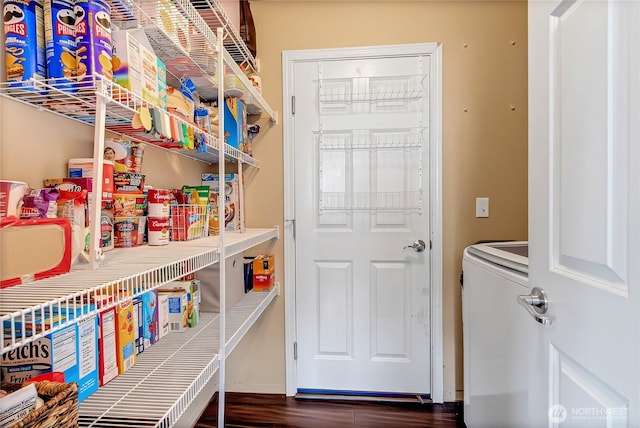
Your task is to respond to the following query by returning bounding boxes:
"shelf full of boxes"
[0,0,278,425]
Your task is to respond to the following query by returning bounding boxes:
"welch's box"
[0,316,99,403]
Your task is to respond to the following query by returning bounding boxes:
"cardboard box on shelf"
[98,306,118,386]
[0,316,99,403]
[253,254,275,292]
[158,287,188,332]
[115,300,136,374]
[213,97,246,150]
[141,289,159,348]
[75,314,100,402]
[133,298,144,355]
[202,173,240,232]
[158,293,170,339]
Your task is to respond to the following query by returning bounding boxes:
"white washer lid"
[466,241,528,274]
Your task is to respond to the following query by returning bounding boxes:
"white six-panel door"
[292,48,435,395]
[529,0,639,426]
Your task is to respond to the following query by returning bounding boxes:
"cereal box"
[202,173,240,231]
[98,306,118,386]
[133,298,144,355]
[158,293,169,339]
[111,29,142,97]
[115,300,136,373]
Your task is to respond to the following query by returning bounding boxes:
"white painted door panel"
[529,0,639,426]
[294,54,431,395]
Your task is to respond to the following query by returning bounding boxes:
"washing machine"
[462,241,537,427]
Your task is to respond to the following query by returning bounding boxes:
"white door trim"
[282,43,444,403]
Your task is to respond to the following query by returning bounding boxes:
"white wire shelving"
[106,0,275,122]
[77,284,279,428]
[0,76,259,168]
[1,0,278,425]
[0,228,278,354]
[318,74,427,104]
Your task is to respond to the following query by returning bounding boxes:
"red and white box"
[98,307,118,386]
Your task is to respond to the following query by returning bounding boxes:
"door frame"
[282,43,444,402]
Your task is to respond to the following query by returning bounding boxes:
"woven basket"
[7,381,78,428]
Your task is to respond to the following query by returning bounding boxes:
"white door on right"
[528,1,639,426]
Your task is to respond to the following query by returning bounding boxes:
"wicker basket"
[7,381,78,428]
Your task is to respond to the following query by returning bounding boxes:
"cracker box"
[141,289,158,347]
[98,306,118,386]
[1,324,77,388]
[1,318,97,403]
[133,297,144,355]
[115,300,136,373]
[158,288,187,332]
[158,293,170,339]
[253,254,275,292]
[202,173,240,231]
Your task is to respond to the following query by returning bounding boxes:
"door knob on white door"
[517,286,552,325]
[404,240,426,252]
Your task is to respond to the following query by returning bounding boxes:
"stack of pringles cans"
[104,139,147,248]
[3,0,113,91]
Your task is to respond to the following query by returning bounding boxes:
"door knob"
[404,239,426,252]
[517,286,552,325]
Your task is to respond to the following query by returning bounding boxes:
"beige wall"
[0,0,528,402]
[227,0,528,400]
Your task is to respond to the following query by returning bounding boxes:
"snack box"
[98,306,118,386]
[253,254,275,292]
[115,300,136,374]
[141,289,159,347]
[158,293,170,339]
[158,287,188,332]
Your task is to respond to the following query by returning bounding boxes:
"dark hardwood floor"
[195,393,464,427]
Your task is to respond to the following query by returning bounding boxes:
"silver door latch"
[404,240,426,252]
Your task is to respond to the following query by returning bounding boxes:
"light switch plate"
[476,197,489,218]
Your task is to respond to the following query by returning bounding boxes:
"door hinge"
[294,341,297,360]
[292,96,295,115]
[430,240,432,250]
